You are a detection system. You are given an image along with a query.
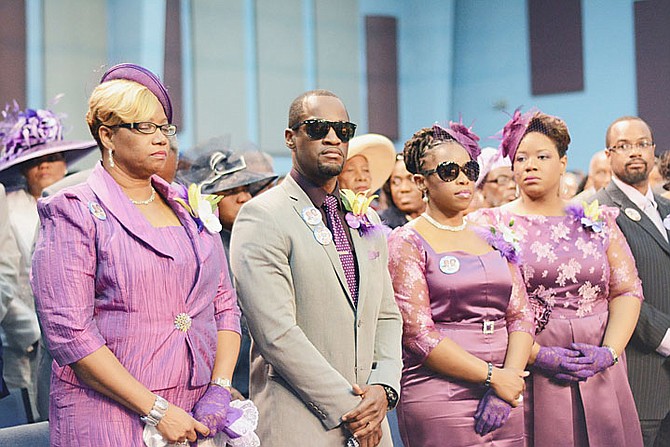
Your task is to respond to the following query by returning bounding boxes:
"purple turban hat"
[100,63,173,123]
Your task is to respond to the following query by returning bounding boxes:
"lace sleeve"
[387,227,444,363]
[505,262,535,335]
[602,207,644,302]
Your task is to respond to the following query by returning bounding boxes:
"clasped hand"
[342,384,387,447]
[191,385,234,438]
[533,344,615,382]
[473,367,527,436]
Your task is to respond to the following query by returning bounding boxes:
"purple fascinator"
[499,109,534,161]
[100,63,173,122]
[432,120,481,160]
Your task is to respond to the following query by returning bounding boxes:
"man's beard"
[317,160,344,177]
[619,160,649,186]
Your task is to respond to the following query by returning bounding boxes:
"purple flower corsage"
[566,200,603,233]
[340,189,381,237]
[475,219,521,264]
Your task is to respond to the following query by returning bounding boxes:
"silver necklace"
[421,212,467,232]
[130,187,156,206]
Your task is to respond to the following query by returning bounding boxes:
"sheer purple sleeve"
[601,207,644,302]
[387,227,444,363]
[505,263,535,336]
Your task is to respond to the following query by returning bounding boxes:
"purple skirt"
[49,367,207,447]
[525,310,643,447]
[398,321,525,447]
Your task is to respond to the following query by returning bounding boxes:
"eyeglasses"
[422,160,480,183]
[114,122,177,136]
[485,175,513,186]
[608,141,654,153]
[290,119,357,143]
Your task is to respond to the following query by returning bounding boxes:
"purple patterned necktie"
[323,195,358,306]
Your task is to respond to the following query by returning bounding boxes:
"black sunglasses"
[290,119,357,143]
[422,160,480,183]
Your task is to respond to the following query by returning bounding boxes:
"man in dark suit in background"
[593,116,670,447]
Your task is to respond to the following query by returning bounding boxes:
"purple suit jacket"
[31,163,240,391]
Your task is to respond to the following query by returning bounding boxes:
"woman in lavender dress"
[470,111,644,446]
[388,123,534,447]
[31,64,242,446]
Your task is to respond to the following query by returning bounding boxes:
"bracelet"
[484,362,493,387]
[602,345,619,365]
[211,377,232,389]
[140,395,168,427]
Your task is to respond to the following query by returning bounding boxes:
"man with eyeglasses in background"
[593,116,670,447]
[231,90,402,446]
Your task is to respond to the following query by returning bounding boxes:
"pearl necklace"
[130,187,156,206]
[421,212,467,232]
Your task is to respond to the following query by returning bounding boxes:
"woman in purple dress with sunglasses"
[470,110,644,446]
[388,123,534,447]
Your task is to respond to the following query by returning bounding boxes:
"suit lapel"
[87,164,179,259]
[605,183,670,256]
[351,229,368,310]
[282,177,356,309]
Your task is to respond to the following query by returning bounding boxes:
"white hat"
[346,133,396,192]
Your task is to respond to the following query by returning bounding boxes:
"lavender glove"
[533,346,584,381]
[558,343,616,380]
[474,389,512,435]
[192,385,233,438]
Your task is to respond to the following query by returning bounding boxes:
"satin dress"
[470,206,644,447]
[388,226,534,447]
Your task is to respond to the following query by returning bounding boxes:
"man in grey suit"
[230,90,402,446]
[593,116,670,447]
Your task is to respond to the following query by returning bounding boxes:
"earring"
[108,147,115,168]
[422,190,429,203]
[515,184,520,198]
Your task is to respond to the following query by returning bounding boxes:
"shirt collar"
[289,168,341,209]
[612,175,656,210]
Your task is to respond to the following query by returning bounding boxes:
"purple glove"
[474,389,512,435]
[558,343,616,380]
[533,346,584,381]
[192,385,232,438]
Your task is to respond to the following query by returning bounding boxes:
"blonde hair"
[86,79,162,150]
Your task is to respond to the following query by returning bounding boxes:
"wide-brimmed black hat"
[177,149,277,196]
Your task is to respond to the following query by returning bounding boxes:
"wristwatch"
[379,385,398,411]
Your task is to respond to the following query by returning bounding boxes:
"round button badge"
[439,255,460,274]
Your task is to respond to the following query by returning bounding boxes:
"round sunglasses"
[290,119,357,143]
[422,160,480,182]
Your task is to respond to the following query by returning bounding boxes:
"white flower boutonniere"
[174,183,223,234]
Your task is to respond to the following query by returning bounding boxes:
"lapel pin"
[88,201,107,221]
[313,225,333,245]
[301,206,323,226]
[624,207,641,222]
[439,255,460,274]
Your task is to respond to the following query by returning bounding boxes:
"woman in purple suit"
[31,64,241,446]
[388,122,534,446]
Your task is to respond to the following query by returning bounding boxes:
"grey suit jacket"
[593,182,670,420]
[230,175,402,445]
